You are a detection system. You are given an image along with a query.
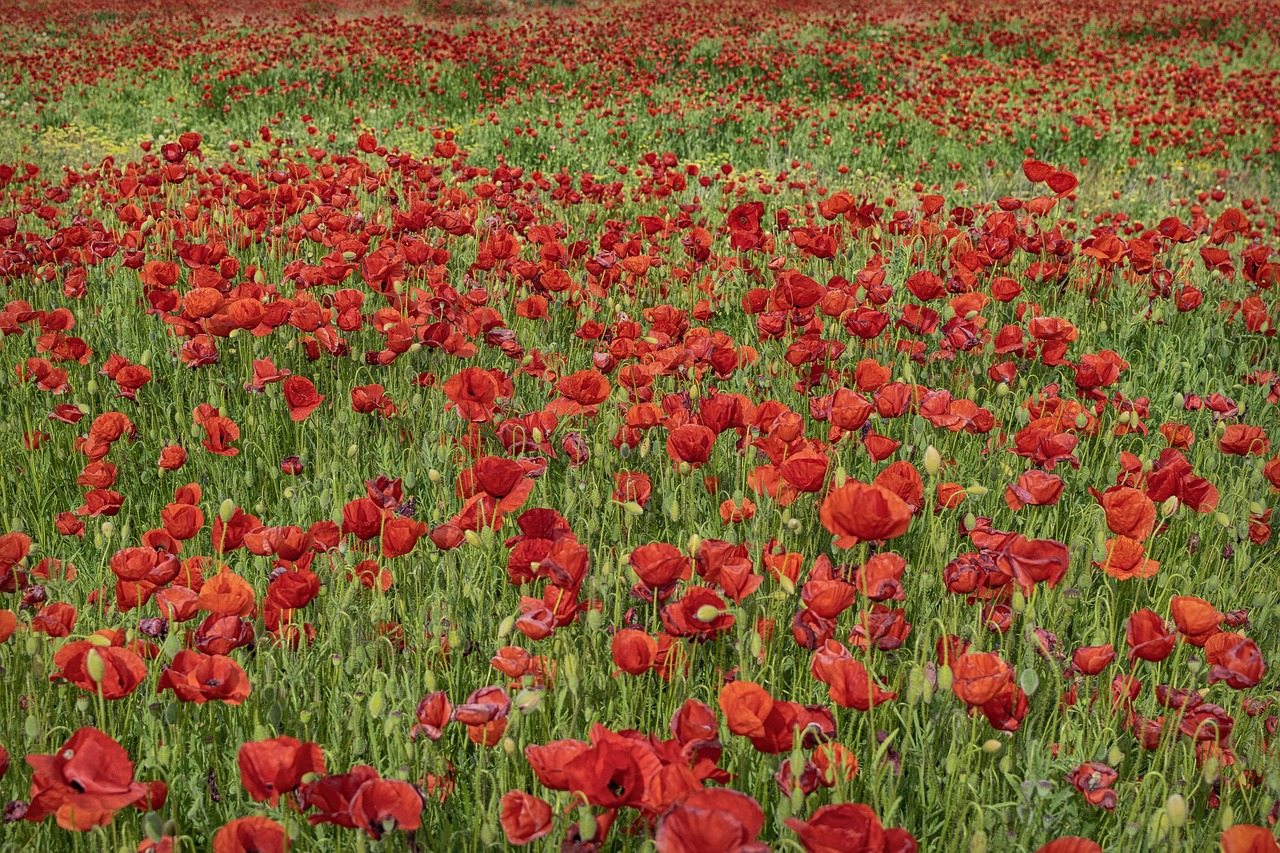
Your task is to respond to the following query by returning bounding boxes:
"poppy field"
[1,0,1280,849]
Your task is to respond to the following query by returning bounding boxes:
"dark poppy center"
[205,678,223,687]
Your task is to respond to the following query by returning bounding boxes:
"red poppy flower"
[951,652,1014,706]
[655,788,767,853]
[31,602,78,637]
[411,691,452,742]
[51,641,147,699]
[452,685,511,726]
[193,614,255,655]
[666,424,717,470]
[443,367,506,422]
[821,655,898,711]
[995,534,1070,595]
[1095,536,1159,580]
[211,507,261,555]
[662,587,734,638]
[197,567,256,616]
[200,415,241,456]
[500,790,554,846]
[784,802,917,853]
[157,650,251,705]
[1004,470,1064,511]
[1095,487,1156,540]
[1205,633,1266,689]
[24,727,147,831]
[820,481,912,546]
[613,471,653,506]
[629,542,693,591]
[719,680,775,739]
[1126,609,1177,662]
[1219,825,1280,853]
[1170,596,1224,645]
[1218,424,1270,456]
[212,817,289,853]
[298,764,380,828]
[612,628,659,676]
[1066,762,1118,810]
[350,778,424,839]
[281,376,324,421]
[1071,644,1116,676]
[381,517,428,558]
[238,736,326,805]
[727,201,765,251]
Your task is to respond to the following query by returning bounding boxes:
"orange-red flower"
[213,817,289,853]
[819,481,912,546]
[1219,825,1280,853]
[951,652,1014,706]
[500,790,554,846]
[1126,609,1176,662]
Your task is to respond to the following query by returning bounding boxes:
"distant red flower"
[212,817,289,853]
[1066,762,1117,810]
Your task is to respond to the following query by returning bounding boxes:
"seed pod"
[1019,667,1040,697]
[1165,793,1187,828]
[578,808,597,842]
[85,650,106,684]
[906,666,926,706]
[923,445,942,477]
